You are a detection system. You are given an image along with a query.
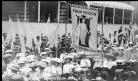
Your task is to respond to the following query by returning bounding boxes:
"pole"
[113,8,115,24]
[131,10,134,25]
[101,6,104,68]
[38,1,40,22]
[56,1,60,58]
[24,1,27,22]
[122,9,124,25]
[65,2,68,52]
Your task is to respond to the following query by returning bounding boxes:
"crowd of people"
[2,30,138,81]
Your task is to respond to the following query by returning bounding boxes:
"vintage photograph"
[2,1,138,81]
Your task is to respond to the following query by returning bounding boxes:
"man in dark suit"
[118,26,123,45]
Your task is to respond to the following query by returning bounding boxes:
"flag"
[48,26,59,48]
[9,18,16,50]
[24,22,32,48]
[17,17,26,53]
[47,14,50,23]
[4,28,12,45]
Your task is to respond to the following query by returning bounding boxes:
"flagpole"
[38,1,40,22]
[24,1,27,22]
[101,6,104,68]
[65,2,68,52]
[56,1,60,58]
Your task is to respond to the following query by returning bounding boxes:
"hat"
[29,62,37,68]
[26,55,36,62]
[65,55,74,59]
[40,52,47,56]
[81,15,87,19]
[129,41,133,44]
[44,48,51,51]
[70,46,74,49]
[5,50,12,54]
[10,65,19,71]
[11,74,22,79]
[49,50,54,53]
[3,54,12,58]
[114,42,118,45]
[14,46,20,49]
[111,45,116,47]
[38,62,46,67]
[18,57,26,64]
[52,58,62,63]
[16,53,25,58]
[119,46,124,50]
[41,59,51,63]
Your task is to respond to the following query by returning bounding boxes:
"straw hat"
[119,46,124,50]
[52,58,62,63]
[26,55,36,63]
[41,59,51,63]
[40,52,47,56]
[10,65,20,71]
[5,50,12,54]
[16,53,25,58]
[18,57,26,64]
[3,54,12,58]
[29,62,37,68]
[44,48,51,51]
[38,62,46,67]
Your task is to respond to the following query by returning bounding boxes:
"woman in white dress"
[76,15,89,45]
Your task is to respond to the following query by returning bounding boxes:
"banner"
[71,4,98,51]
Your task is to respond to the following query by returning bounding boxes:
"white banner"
[71,5,98,51]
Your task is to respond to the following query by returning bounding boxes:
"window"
[28,1,38,22]
[39,1,58,22]
[114,8,123,24]
[124,10,132,24]
[104,7,113,24]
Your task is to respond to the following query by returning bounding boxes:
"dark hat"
[15,37,20,39]
[81,15,86,19]
[62,34,66,37]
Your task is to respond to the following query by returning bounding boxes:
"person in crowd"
[40,52,47,60]
[68,33,71,39]
[2,65,21,80]
[26,62,39,81]
[48,51,55,59]
[62,57,74,79]
[25,50,30,57]
[3,53,13,74]
[118,26,123,45]
[80,55,91,68]
[115,46,124,62]
[49,59,62,77]
[41,33,44,41]
[37,61,47,80]
[130,46,138,61]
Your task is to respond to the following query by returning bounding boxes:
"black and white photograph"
[2,1,138,81]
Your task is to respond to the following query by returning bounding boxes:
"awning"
[85,1,134,10]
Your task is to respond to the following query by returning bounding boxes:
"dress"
[76,23,88,45]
